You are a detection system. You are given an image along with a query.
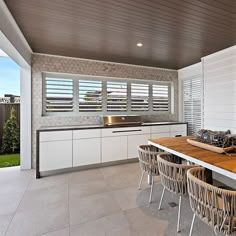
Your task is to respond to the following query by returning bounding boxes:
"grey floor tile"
[0,192,24,215]
[39,227,69,236]
[0,214,13,236]
[17,184,68,211]
[69,179,110,198]
[5,202,69,236]
[70,212,132,236]
[100,163,147,190]
[111,186,151,211]
[69,168,104,184]
[69,192,122,226]
[28,173,69,191]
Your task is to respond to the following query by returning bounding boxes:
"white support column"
[20,66,31,169]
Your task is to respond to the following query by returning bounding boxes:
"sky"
[0,56,20,97]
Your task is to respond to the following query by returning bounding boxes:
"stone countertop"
[37,121,187,132]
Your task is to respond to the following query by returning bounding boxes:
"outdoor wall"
[31,54,178,168]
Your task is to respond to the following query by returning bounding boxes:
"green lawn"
[0,153,20,168]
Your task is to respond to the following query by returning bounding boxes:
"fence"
[0,104,20,149]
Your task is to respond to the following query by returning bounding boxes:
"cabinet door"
[73,138,101,167]
[102,136,127,162]
[40,140,72,172]
[128,134,150,158]
[170,124,187,137]
[151,132,170,138]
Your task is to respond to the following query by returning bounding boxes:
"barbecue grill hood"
[103,115,142,127]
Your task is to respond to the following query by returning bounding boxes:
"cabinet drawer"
[73,129,101,139]
[151,125,170,133]
[40,131,72,142]
[102,126,150,137]
[170,124,187,133]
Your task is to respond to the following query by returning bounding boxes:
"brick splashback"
[32,54,178,168]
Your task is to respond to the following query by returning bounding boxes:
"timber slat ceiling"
[4,0,236,69]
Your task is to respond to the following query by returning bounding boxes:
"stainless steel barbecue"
[103,115,142,127]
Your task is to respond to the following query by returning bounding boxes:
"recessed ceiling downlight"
[137,43,143,47]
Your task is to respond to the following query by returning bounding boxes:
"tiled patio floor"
[0,163,219,236]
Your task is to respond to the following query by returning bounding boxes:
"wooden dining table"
[148,136,236,181]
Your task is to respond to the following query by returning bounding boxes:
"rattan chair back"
[138,145,160,177]
[157,153,195,195]
[187,167,236,235]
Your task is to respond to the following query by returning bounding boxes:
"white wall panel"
[203,45,236,134]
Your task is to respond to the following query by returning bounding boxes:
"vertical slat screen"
[78,80,102,112]
[152,84,169,111]
[107,81,127,112]
[183,77,202,135]
[131,83,149,111]
[45,77,73,112]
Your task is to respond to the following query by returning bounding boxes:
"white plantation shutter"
[45,77,73,112]
[107,81,127,112]
[43,73,172,115]
[78,80,102,112]
[183,76,202,135]
[152,84,169,111]
[131,83,149,111]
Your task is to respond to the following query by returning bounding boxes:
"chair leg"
[189,213,196,236]
[138,171,144,190]
[158,186,165,210]
[177,196,182,233]
[149,176,154,203]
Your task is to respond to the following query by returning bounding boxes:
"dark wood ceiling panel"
[4,0,236,69]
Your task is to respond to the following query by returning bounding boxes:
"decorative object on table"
[157,152,196,233]
[187,167,236,236]
[187,129,236,153]
[137,145,161,203]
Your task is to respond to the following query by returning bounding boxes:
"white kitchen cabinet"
[101,126,150,137]
[73,129,101,139]
[170,124,187,137]
[73,138,101,166]
[40,140,72,172]
[128,134,150,158]
[151,125,170,134]
[151,132,170,138]
[102,136,127,162]
[40,130,72,142]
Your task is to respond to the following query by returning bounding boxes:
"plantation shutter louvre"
[183,76,202,135]
[107,81,127,112]
[131,83,149,111]
[152,84,169,112]
[45,77,74,112]
[78,80,102,112]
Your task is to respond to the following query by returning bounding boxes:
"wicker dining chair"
[137,145,161,203]
[187,167,236,236]
[157,152,196,233]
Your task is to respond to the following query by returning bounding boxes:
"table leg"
[148,175,153,185]
[205,168,213,184]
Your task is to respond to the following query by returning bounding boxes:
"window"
[107,81,127,112]
[183,76,202,135]
[44,77,73,113]
[131,83,149,111]
[43,73,171,115]
[152,84,169,112]
[78,80,102,112]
